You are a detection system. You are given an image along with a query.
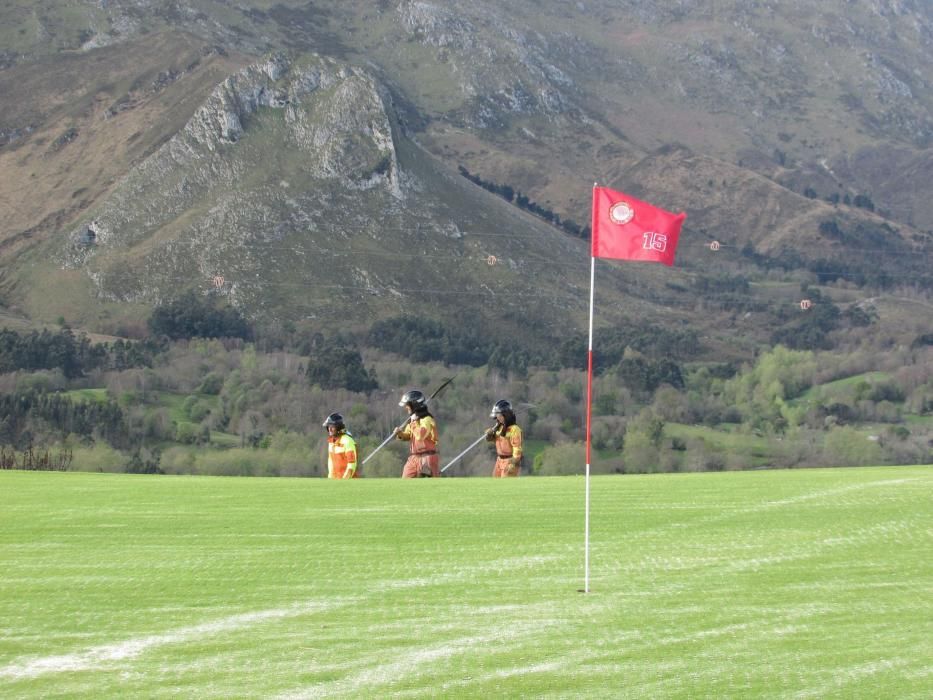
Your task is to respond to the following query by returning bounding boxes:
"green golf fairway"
[1,466,930,698]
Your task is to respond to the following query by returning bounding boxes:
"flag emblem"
[609,202,635,224]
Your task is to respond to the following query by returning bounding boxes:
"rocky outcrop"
[62,52,403,303]
[163,52,400,184]
[394,1,577,127]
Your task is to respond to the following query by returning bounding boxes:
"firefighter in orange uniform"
[394,389,440,478]
[486,400,523,477]
[324,413,359,479]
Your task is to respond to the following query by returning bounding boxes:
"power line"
[80,226,933,319]
[181,227,933,263]
[186,232,933,269]
[202,274,929,319]
[191,244,933,284]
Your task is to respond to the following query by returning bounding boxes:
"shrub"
[198,372,224,395]
[305,341,378,392]
[619,430,659,473]
[822,427,883,466]
[14,370,68,393]
[148,292,252,341]
[70,442,126,473]
[174,421,203,445]
[532,442,584,476]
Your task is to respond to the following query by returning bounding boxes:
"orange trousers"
[493,457,520,478]
[403,453,439,478]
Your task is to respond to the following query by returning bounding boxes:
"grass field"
[1,467,931,698]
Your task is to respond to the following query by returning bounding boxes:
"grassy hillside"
[0,3,930,363]
[1,467,930,697]
[0,31,248,257]
[3,4,932,255]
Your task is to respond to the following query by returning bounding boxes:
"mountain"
[0,1,931,359]
[52,50,608,340]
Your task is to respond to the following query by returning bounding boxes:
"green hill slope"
[0,2,931,361]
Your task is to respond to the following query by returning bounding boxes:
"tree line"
[1,280,930,475]
[0,328,156,377]
[0,445,73,471]
[0,389,125,449]
[148,291,252,340]
[458,165,588,241]
[2,331,929,476]
[367,315,700,377]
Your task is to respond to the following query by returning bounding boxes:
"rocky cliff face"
[2,1,930,342]
[5,1,933,233]
[62,53,402,306]
[54,47,594,334]
[395,0,577,127]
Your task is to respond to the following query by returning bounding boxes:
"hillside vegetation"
[1,2,931,330]
[0,2,931,473]
[1,320,930,475]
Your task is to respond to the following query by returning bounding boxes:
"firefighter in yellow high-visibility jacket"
[324,413,359,479]
[485,400,523,477]
[394,389,440,478]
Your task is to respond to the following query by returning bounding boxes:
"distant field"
[666,422,771,453]
[795,371,893,403]
[1,467,930,698]
[63,388,108,403]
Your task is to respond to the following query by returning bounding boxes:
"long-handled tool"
[440,403,535,473]
[361,376,456,466]
[440,425,496,473]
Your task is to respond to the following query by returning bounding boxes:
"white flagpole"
[584,183,598,593]
[584,256,595,593]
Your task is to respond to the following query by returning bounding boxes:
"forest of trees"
[0,389,124,449]
[148,292,252,341]
[366,315,702,378]
[0,281,930,476]
[458,165,588,241]
[0,328,156,377]
[1,308,930,476]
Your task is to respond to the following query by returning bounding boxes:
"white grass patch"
[0,553,560,684]
[426,660,567,696]
[645,477,927,536]
[758,477,922,507]
[0,600,341,681]
[820,519,922,546]
[793,658,910,699]
[273,635,490,699]
[721,552,815,574]
[580,601,829,660]
[274,620,557,699]
[377,554,562,591]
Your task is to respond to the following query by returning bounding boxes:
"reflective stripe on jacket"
[328,433,358,478]
[494,424,523,460]
[397,415,438,455]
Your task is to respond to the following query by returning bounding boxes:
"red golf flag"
[591,186,686,265]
